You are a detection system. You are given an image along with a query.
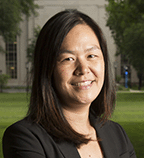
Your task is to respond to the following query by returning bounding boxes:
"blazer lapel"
[55,115,120,158]
[56,141,81,158]
[94,120,120,158]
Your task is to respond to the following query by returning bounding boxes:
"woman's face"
[53,24,105,110]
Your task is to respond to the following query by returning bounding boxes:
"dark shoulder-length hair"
[27,9,115,147]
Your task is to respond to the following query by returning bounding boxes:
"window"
[6,41,17,79]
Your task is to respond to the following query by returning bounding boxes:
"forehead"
[60,24,100,50]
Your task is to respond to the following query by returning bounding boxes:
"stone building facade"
[0,0,138,87]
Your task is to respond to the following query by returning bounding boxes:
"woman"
[3,10,136,158]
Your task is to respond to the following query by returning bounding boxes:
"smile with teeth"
[72,81,94,87]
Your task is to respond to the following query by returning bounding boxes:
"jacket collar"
[56,140,81,158]
[92,117,119,158]
[56,116,119,158]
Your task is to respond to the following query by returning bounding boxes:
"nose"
[74,60,90,76]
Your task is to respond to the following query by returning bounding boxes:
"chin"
[74,95,96,105]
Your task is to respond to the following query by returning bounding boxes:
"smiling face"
[53,24,105,110]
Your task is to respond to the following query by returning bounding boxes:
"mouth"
[71,80,95,87]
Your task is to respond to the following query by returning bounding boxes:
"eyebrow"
[85,45,100,52]
[60,45,100,54]
[59,49,74,54]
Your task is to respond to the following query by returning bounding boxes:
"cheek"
[60,67,70,79]
[92,61,105,78]
[99,65,105,81]
[54,66,70,84]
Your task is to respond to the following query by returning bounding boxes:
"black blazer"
[3,117,136,158]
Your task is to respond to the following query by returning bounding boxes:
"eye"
[63,57,74,62]
[88,54,97,58]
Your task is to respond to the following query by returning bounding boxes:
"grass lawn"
[0,93,29,158]
[0,92,144,158]
[111,92,144,158]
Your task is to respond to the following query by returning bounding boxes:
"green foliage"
[116,75,122,83]
[0,0,39,42]
[0,74,10,92]
[106,0,144,55]
[106,0,144,89]
[123,22,144,72]
[19,0,39,17]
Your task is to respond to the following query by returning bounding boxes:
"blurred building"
[0,0,139,87]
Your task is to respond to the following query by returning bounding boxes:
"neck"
[62,106,92,135]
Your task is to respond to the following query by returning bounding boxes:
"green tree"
[123,22,144,89]
[0,0,38,42]
[106,0,144,89]
[0,74,10,92]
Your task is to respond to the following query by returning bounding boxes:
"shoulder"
[4,118,44,134]
[100,120,131,143]
[105,120,130,140]
[3,118,48,142]
[96,120,136,157]
[3,119,79,158]
[104,120,127,134]
[2,118,56,158]
[91,116,132,145]
[3,117,55,145]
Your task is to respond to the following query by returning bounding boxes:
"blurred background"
[0,0,144,91]
[0,0,144,158]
